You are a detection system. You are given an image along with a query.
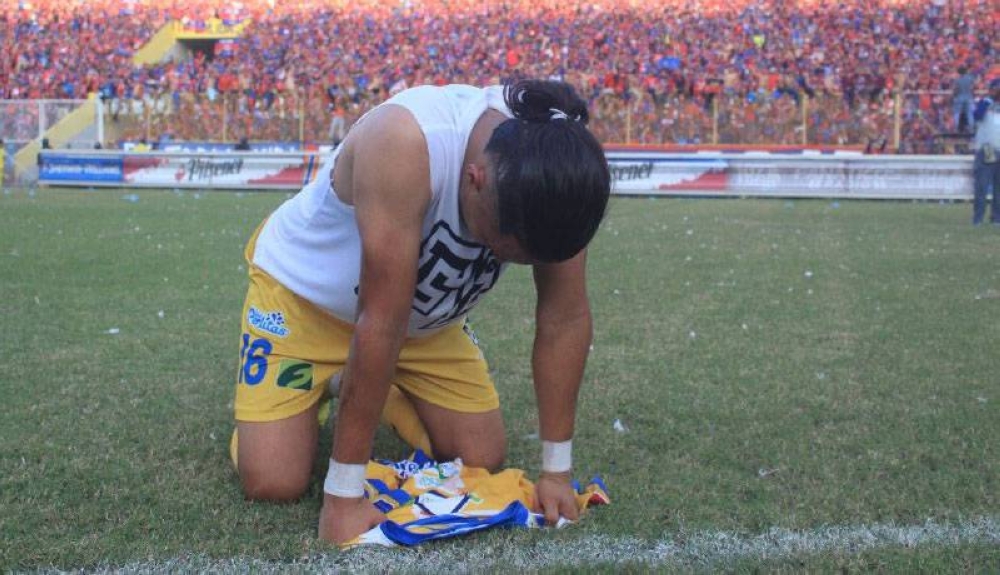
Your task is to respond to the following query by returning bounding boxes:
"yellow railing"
[133,22,179,66]
[172,19,251,40]
[134,19,252,65]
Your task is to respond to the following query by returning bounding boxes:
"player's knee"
[474,448,507,472]
[453,436,507,471]
[239,467,310,502]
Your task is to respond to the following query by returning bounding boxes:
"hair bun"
[505,79,589,125]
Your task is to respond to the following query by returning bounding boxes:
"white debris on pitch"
[89,516,1000,574]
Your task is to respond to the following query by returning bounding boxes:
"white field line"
[75,516,1000,574]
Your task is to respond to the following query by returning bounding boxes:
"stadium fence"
[94,87,962,154]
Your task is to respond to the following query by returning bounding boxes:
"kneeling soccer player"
[230,79,610,544]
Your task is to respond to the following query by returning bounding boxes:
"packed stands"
[2,0,998,152]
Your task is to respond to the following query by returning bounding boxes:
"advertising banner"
[38,150,975,200]
[39,154,123,182]
[605,152,973,199]
[607,155,728,192]
[121,154,317,188]
[37,152,317,188]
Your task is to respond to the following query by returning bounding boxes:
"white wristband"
[323,459,367,498]
[542,440,572,473]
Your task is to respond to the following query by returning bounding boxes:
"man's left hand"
[534,470,579,526]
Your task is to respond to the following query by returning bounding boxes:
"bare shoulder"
[332,104,430,208]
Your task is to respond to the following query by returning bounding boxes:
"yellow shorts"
[234,229,499,423]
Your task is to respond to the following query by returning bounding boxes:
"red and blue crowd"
[2,0,998,150]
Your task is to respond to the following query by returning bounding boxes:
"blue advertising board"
[39,154,123,182]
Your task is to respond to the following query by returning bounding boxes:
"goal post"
[1,98,104,182]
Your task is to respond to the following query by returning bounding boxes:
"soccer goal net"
[1,99,104,182]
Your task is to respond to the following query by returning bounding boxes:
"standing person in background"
[327,97,346,147]
[971,79,1000,226]
[37,138,52,174]
[952,67,976,134]
[230,79,611,545]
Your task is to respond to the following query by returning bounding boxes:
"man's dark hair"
[484,79,611,263]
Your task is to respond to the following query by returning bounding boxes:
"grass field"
[1,187,998,572]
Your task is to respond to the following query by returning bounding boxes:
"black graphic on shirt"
[413,220,502,329]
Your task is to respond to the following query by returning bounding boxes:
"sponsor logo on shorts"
[276,360,313,391]
[247,306,289,337]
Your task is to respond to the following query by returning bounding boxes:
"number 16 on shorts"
[239,333,272,385]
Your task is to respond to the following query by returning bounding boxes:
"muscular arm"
[532,249,593,443]
[320,105,430,544]
[531,249,592,525]
[333,105,430,463]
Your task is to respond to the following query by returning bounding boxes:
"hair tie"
[549,107,570,121]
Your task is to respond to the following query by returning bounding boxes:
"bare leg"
[381,385,433,455]
[235,403,319,501]
[407,394,507,470]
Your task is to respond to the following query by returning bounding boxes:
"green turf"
[1,188,997,571]
[536,542,1000,574]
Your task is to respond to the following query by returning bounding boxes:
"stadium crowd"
[2,0,999,151]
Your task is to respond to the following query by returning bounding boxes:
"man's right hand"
[318,494,387,545]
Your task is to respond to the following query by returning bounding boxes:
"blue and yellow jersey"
[348,451,610,547]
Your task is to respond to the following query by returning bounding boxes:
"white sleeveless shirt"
[252,84,512,337]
